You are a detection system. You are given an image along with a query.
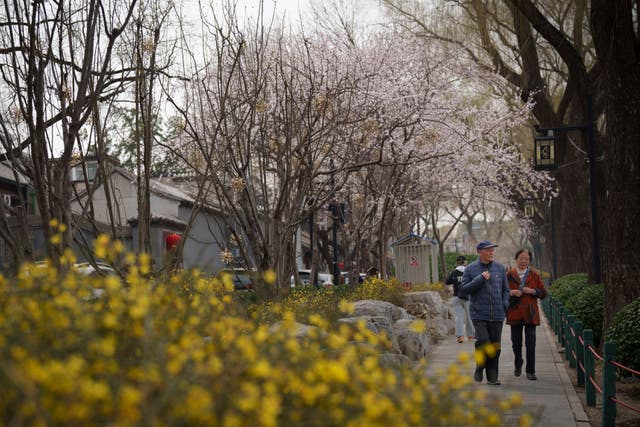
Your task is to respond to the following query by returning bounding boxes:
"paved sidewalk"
[425,308,591,426]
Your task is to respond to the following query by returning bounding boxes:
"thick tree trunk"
[591,0,640,331]
[551,131,594,278]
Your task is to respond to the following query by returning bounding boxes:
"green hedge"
[604,297,640,375]
[548,273,588,303]
[567,284,604,347]
[549,274,603,347]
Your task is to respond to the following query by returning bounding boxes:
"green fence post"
[575,321,584,387]
[558,304,565,347]
[567,314,576,368]
[601,342,617,427]
[556,301,564,347]
[549,296,556,333]
[563,308,570,361]
[584,329,596,407]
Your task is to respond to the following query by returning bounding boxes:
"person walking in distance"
[506,249,547,380]
[445,255,475,343]
[461,240,510,385]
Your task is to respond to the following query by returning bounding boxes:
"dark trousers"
[472,320,503,382]
[510,323,537,374]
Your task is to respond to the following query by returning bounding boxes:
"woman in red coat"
[506,249,547,380]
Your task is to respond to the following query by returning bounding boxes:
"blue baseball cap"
[476,240,499,250]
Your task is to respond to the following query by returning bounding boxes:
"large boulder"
[352,299,413,323]
[401,291,455,339]
[392,318,432,360]
[337,315,400,352]
[378,352,411,368]
[269,321,324,339]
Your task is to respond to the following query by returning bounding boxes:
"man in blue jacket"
[461,240,510,385]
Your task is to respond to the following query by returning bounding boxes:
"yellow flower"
[138,253,151,275]
[263,269,276,284]
[112,239,124,254]
[409,320,426,333]
[223,414,242,427]
[457,351,471,365]
[338,299,355,314]
[250,359,271,379]
[519,413,534,427]
[486,413,501,426]
[185,385,212,420]
[510,392,524,407]
[94,234,110,259]
[485,342,499,357]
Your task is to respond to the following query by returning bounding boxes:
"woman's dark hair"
[515,249,533,261]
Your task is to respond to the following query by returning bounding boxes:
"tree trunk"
[591,0,640,331]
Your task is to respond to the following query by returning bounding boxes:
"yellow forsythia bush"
[0,239,531,426]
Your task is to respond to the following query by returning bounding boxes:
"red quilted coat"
[506,267,547,326]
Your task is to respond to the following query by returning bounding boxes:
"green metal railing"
[542,295,640,427]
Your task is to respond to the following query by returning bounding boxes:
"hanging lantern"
[533,130,557,170]
[524,199,536,218]
[166,233,181,250]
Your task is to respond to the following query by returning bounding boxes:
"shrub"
[565,284,604,347]
[605,297,640,375]
[548,273,588,306]
[0,241,531,426]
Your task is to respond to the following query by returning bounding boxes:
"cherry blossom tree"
[383,0,640,331]
[165,2,552,291]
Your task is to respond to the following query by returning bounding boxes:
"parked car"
[318,273,334,287]
[290,270,333,287]
[290,269,312,287]
[74,262,116,277]
[73,262,118,299]
[340,272,366,285]
[218,268,254,290]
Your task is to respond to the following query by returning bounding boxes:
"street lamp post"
[550,197,558,280]
[524,198,541,271]
[533,95,601,283]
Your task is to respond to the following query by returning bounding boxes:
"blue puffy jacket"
[461,260,510,322]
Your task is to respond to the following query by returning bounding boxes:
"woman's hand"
[522,287,536,295]
[510,289,523,297]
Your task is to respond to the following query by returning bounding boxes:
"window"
[70,161,98,182]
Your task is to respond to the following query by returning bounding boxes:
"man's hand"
[481,271,490,281]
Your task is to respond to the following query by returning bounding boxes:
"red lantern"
[337,262,345,271]
[166,233,181,250]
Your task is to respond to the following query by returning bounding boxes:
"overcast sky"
[236,0,385,28]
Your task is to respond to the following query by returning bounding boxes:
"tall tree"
[0,0,137,268]
[383,0,640,331]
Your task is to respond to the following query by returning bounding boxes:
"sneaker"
[457,336,464,343]
[514,367,521,377]
[487,380,501,385]
[526,373,537,380]
[474,368,483,383]
[468,336,475,341]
